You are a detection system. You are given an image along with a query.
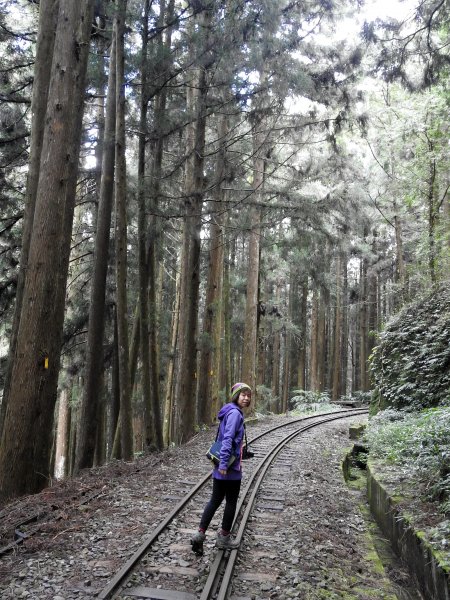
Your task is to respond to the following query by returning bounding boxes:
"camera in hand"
[242,446,254,459]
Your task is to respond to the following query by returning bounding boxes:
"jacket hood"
[218,402,241,421]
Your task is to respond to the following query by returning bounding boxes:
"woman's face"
[237,390,251,409]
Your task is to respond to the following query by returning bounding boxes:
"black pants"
[200,478,241,533]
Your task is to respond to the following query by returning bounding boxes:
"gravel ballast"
[0,413,420,599]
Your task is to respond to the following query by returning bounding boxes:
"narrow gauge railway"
[98,409,368,600]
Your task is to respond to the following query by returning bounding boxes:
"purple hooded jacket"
[213,402,245,481]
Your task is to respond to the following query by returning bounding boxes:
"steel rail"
[97,407,367,598]
[246,407,367,447]
[96,472,210,599]
[200,409,368,600]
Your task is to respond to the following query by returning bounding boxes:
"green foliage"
[366,408,450,506]
[255,385,278,414]
[290,389,332,412]
[370,286,450,410]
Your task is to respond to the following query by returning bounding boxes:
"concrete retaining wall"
[367,462,450,600]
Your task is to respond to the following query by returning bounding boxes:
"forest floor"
[0,412,431,599]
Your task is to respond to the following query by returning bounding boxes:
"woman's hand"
[219,468,227,476]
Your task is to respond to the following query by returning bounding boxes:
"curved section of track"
[98,408,368,599]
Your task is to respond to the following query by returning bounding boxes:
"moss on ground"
[342,447,426,600]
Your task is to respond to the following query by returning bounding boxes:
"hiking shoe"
[216,531,240,549]
[190,531,206,555]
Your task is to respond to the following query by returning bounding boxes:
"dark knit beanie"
[231,382,251,402]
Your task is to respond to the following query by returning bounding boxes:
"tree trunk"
[108,306,121,457]
[340,255,348,397]
[174,5,212,444]
[428,156,438,285]
[282,327,290,413]
[68,377,82,476]
[197,213,224,425]
[317,289,326,393]
[367,237,378,362]
[242,115,265,394]
[282,277,293,411]
[145,0,175,451]
[115,0,133,461]
[352,302,359,393]
[129,304,141,394]
[75,35,116,473]
[54,385,71,479]
[242,201,262,395]
[222,223,232,395]
[332,254,341,401]
[359,256,369,392]
[310,288,319,392]
[163,270,180,447]
[197,113,228,425]
[137,0,153,450]
[394,215,405,287]
[297,280,308,390]
[93,371,106,466]
[257,299,267,389]
[288,275,298,389]
[0,0,95,501]
[0,0,59,436]
[272,283,281,402]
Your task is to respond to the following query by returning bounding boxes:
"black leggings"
[200,478,241,533]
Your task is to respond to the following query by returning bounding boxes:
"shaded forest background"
[0,0,448,501]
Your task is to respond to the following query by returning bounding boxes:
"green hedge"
[370,286,450,410]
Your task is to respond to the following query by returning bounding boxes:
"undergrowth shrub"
[370,285,450,410]
[256,385,278,413]
[366,407,450,506]
[290,390,333,412]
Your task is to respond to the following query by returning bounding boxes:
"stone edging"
[367,461,450,600]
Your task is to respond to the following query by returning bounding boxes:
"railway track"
[97,408,368,600]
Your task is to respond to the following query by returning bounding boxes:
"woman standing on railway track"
[191,382,252,555]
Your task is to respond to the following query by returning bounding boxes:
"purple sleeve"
[219,410,240,470]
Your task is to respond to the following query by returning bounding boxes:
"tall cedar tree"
[75,35,117,472]
[114,0,133,461]
[0,0,59,435]
[0,0,95,500]
[174,2,213,444]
